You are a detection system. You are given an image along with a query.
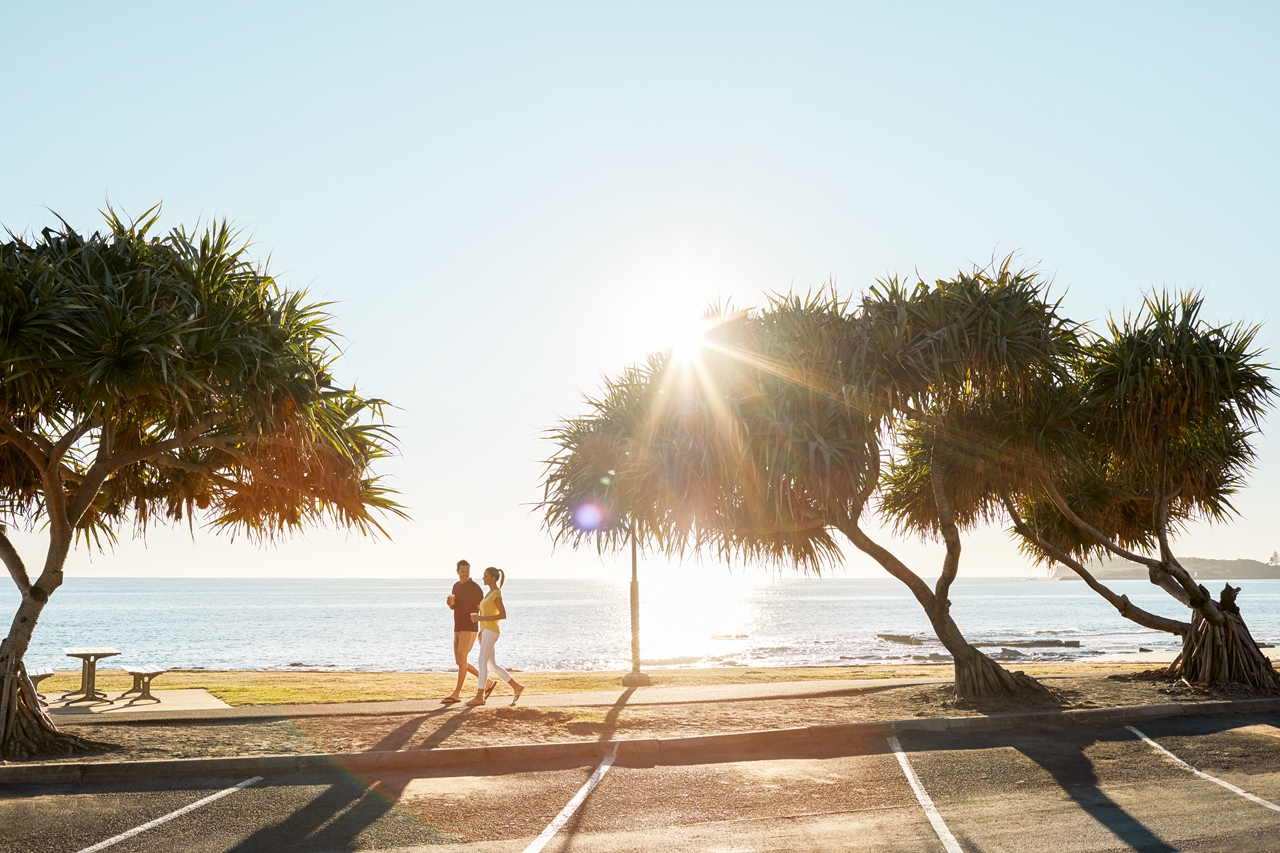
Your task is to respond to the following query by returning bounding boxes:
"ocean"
[8,577,1280,673]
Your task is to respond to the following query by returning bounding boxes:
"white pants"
[477,629,511,687]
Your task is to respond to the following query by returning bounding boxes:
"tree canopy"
[0,208,400,553]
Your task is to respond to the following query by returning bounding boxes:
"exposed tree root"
[1,663,112,760]
[953,644,1055,701]
[1164,591,1280,695]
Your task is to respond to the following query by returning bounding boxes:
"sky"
[2,3,1278,581]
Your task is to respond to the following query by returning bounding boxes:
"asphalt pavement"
[4,712,1278,853]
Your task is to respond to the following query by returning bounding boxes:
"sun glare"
[667,319,710,365]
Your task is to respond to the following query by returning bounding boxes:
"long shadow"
[598,687,634,742]
[414,706,476,751]
[310,692,621,853]
[1016,733,1179,853]
[547,687,638,853]
[904,726,1180,853]
[227,775,381,852]
[225,768,460,852]
[366,714,432,753]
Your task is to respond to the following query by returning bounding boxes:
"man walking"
[442,559,484,704]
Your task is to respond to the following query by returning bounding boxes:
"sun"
[666,318,711,365]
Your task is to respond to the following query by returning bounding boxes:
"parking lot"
[3,712,1278,853]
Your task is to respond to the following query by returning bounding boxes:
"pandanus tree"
[0,209,401,758]
[844,264,1074,698]
[542,282,1048,700]
[886,281,1278,692]
[1002,294,1279,691]
[876,272,1194,644]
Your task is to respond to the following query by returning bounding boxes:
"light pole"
[621,529,651,686]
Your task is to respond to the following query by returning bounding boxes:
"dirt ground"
[28,672,1249,765]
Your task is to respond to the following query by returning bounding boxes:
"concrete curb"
[4,697,1278,785]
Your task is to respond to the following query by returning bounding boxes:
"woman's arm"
[470,596,508,622]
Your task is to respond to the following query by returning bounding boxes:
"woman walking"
[467,567,525,706]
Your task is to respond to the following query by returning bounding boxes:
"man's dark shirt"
[451,579,484,632]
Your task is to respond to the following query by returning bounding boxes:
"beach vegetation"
[541,272,1054,701]
[880,281,1278,693]
[0,207,402,758]
[1004,293,1279,691]
[543,259,1279,700]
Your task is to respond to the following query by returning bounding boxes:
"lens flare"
[573,503,604,531]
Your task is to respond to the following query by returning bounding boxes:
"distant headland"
[1058,557,1280,580]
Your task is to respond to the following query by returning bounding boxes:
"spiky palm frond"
[0,207,403,545]
[541,299,879,572]
[847,259,1081,419]
[1007,404,1259,566]
[1081,291,1274,497]
[861,260,1085,544]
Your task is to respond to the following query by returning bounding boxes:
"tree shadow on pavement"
[598,687,634,741]
[530,688,635,853]
[225,771,458,852]
[904,726,1179,853]
[1012,733,1179,853]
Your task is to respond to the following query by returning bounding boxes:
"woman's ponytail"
[486,567,505,588]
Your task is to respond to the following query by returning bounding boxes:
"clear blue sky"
[3,3,1278,579]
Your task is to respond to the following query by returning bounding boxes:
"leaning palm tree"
[0,209,402,758]
[1003,294,1279,691]
[845,262,1085,697]
[543,286,1048,700]
[886,281,1279,692]
[873,273,1196,645]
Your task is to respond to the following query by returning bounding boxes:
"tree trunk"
[1166,585,1280,694]
[0,655,99,759]
[930,608,1053,701]
[839,519,1052,702]
[0,587,99,759]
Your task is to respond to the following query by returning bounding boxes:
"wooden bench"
[27,667,54,704]
[120,665,167,701]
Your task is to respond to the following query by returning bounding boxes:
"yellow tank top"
[479,588,502,635]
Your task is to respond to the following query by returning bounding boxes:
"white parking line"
[1127,725,1280,814]
[522,745,618,853]
[74,776,263,853]
[888,735,964,853]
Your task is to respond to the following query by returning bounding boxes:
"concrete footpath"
[5,677,1279,785]
[49,676,957,725]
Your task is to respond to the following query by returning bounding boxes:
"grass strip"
[35,660,1152,707]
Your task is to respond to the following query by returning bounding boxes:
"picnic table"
[61,647,120,704]
[26,667,54,704]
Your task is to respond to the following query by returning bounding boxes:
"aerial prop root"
[954,645,1053,700]
[1165,606,1280,694]
[0,657,109,760]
